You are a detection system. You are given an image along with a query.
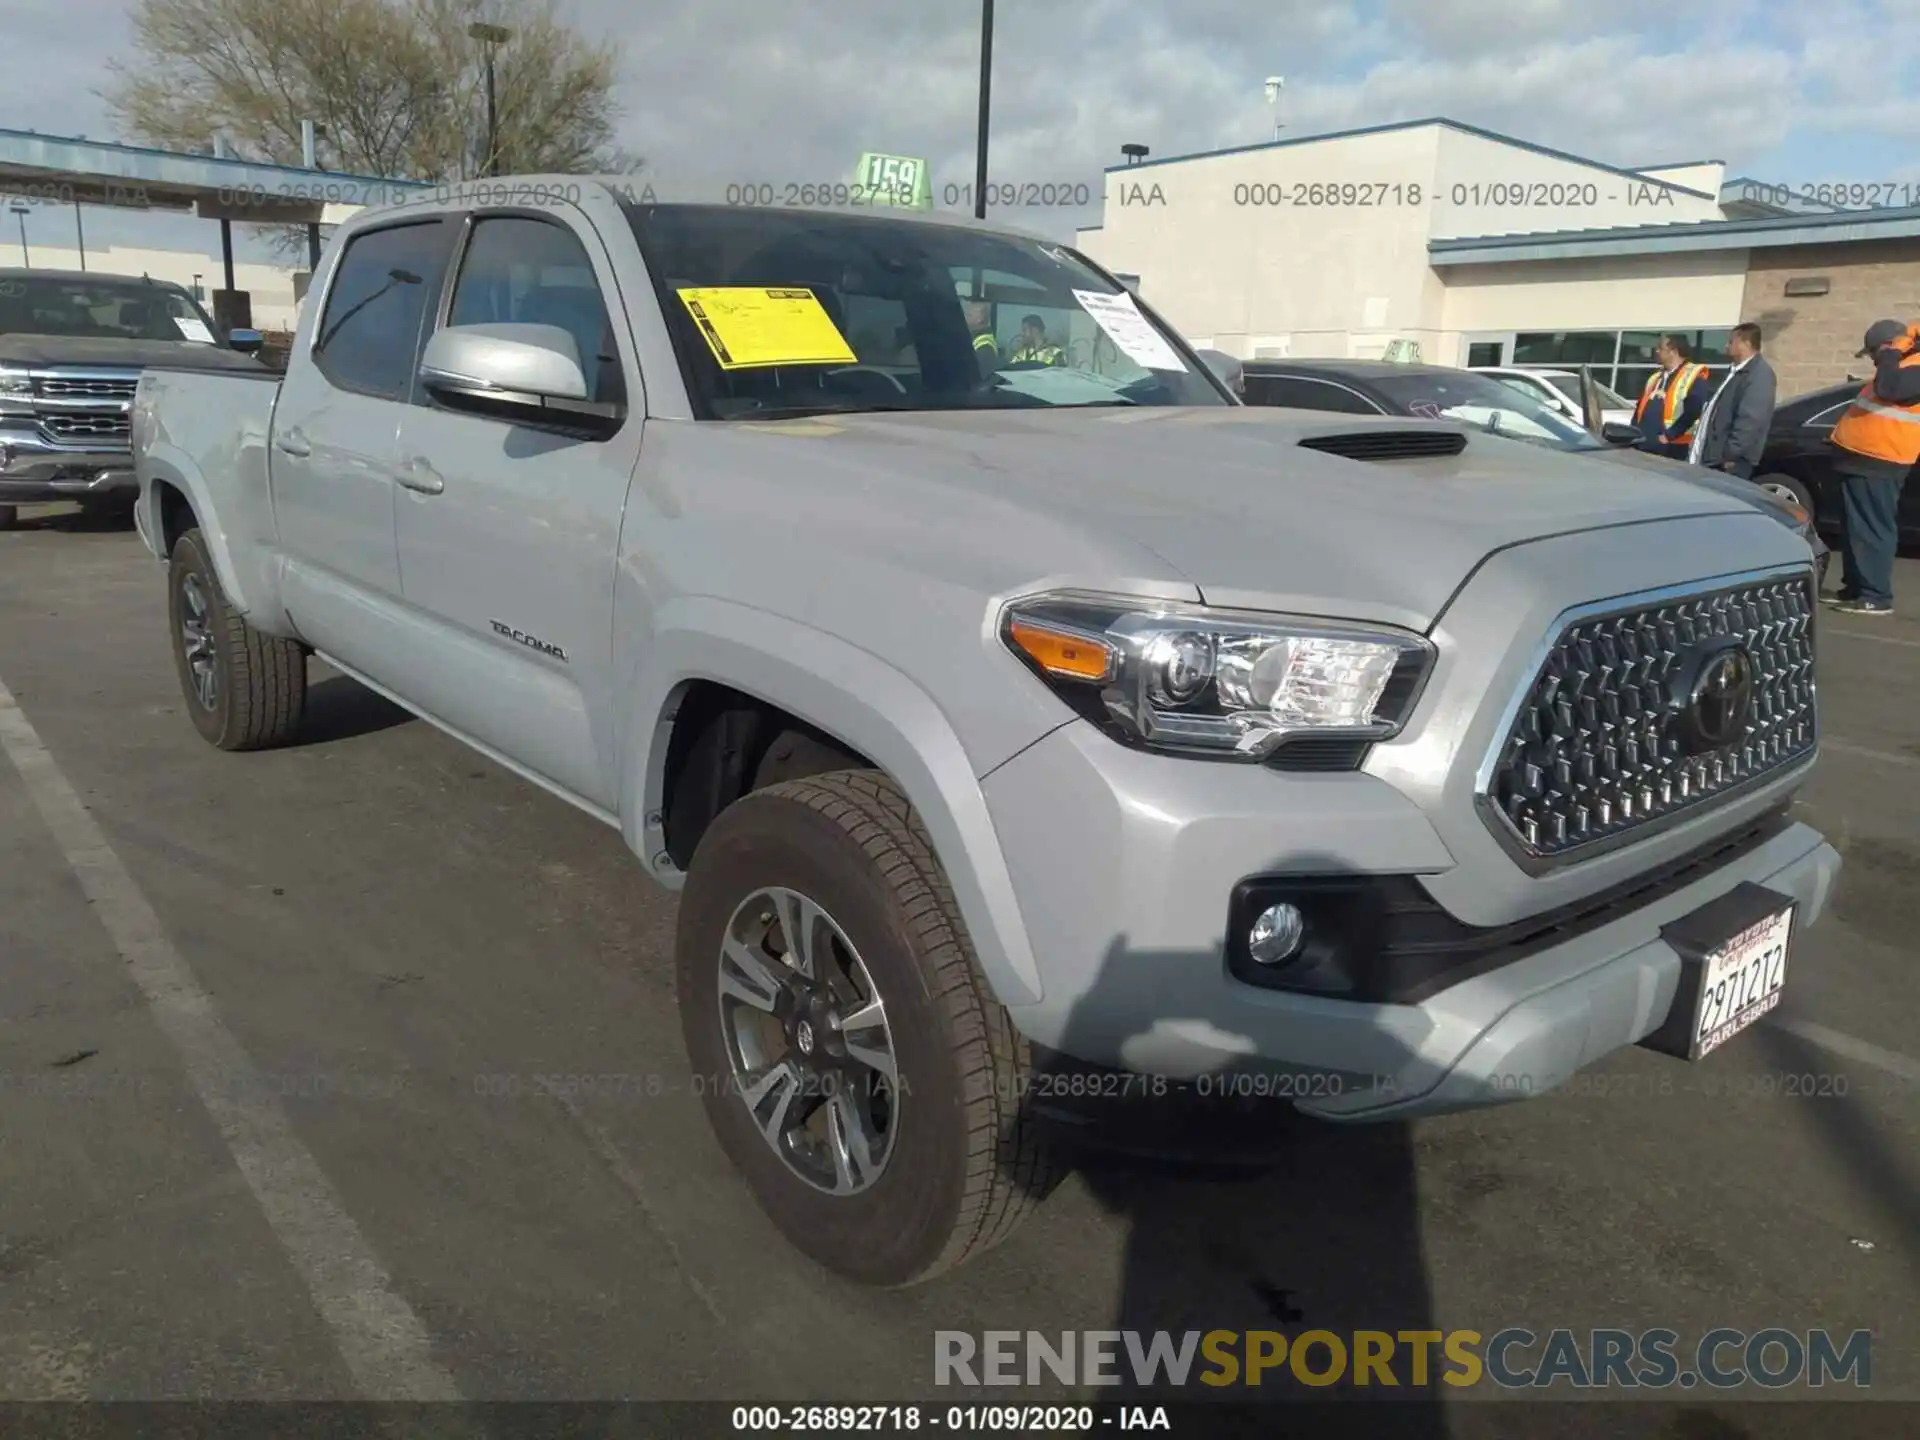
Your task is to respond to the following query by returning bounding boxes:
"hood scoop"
[1297,428,1468,462]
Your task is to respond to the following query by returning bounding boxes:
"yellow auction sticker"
[676,287,857,370]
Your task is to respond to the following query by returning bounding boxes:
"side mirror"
[1600,421,1641,446]
[1196,347,1244,399]
[228,327,264,354]
[419,323,591,413]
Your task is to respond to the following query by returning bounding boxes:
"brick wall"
[1740,239,1920,401]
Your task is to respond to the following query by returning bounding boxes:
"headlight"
[0,368,31,411]
[1000,590,1434,760]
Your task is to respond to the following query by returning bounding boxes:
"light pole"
[1264,76,1285,141]
[8,202,28,266]
[73,200,86,270]
[469,21,513,178]
[974,0,993,219]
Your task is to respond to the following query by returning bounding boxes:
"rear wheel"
[676,770,1054,1286]
[168,526,307,750]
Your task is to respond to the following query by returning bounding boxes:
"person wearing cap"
[1632,334,1714,460]
[1826,318,1920,615]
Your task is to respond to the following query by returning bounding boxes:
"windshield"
[1534,371,1629,410]
[622,204,1228,419]
[1370,369,1607,451]
[0,274,220,344]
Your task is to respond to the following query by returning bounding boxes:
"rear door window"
[312,220,455,401]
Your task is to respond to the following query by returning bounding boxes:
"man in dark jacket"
[1827,318,1920,615]
[1689,323,1775,478]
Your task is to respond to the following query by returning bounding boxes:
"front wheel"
[676,771,1055,1286]
[1755,472,1816,520]
[168,526,307,750]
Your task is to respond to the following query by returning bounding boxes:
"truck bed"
[132,367,284,611]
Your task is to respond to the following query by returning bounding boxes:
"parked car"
[133,181,1838,1286]
[1240,358,1830,581]
[1752,381,1920,546]
[0,269,265,530]
[1471,364,1636,429]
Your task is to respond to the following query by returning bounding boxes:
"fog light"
[1248,902,1306,966]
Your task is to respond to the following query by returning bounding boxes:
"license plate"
[1642,882,1795,1063]
[1691,908,1791,1058]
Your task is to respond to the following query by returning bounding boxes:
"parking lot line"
[0,673,462,1403]
[1822,738,1920,769]
[1823,627,1920,652]
[1772,1018,1920,1086]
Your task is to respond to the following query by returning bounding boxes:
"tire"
[676,770,1055,1286]
[168,526,307,750]
[1755,472,1815,519]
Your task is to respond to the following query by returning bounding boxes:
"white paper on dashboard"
[174,316,216,343]
[1072,289,1188,372]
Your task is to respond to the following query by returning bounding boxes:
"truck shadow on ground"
[1010,923,1456,1437]
[293,673,415,745]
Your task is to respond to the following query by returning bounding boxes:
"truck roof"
[0,267,188,285]
[354,174,1064,246]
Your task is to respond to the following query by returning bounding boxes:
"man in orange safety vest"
[1632,334,1714,461]
[1827,318,1920,616]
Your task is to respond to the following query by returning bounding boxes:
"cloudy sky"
[7,0,1920,263]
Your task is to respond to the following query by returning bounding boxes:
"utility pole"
[9,202,28,266]
[469,22,513,177]
[974,0,993,219]
[73,200,85,270]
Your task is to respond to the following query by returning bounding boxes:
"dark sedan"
[1751,381,1920,546]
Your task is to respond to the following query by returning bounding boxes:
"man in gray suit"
[1689,323,1776,478]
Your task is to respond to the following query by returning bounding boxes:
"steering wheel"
[826,365,909,397]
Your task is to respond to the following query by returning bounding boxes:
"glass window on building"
[1466,341,1503,367]
[1512,331,1617,367]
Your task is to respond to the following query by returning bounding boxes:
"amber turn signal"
[1007,619,1115,682]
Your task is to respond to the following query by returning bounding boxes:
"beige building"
[1079,118,1920,401]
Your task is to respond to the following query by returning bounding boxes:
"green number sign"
[855,153,931,210]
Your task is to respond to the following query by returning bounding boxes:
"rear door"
[272,216,456,675]
[391,205,642,810]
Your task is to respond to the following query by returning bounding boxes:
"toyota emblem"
[1680,644,1755,753]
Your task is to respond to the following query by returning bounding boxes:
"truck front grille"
[37,375,138,400]
[41,412,131,442]
[1482,571,1816,863]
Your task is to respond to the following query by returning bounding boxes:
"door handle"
[275,427,312,458]
[394,456,445,495]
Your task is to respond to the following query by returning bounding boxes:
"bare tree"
[105,0,629,182]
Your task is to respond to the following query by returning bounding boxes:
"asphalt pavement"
[1,504,1915,1430]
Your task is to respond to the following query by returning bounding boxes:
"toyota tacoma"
[131,180,1839,1286]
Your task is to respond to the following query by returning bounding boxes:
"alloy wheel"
[716,886,900,1196]
[179,572,219,712]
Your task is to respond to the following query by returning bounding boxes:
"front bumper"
[0,426,137,502]
[983,721,1839,1122]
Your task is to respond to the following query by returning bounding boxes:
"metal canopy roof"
[0,126,432,224]
[1430,203,1920,265]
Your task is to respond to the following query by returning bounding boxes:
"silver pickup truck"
[133,178,1840,1286]
[0,268,263,529]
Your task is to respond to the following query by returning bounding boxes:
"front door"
[392,207,643,810]
[271,216,456,677]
